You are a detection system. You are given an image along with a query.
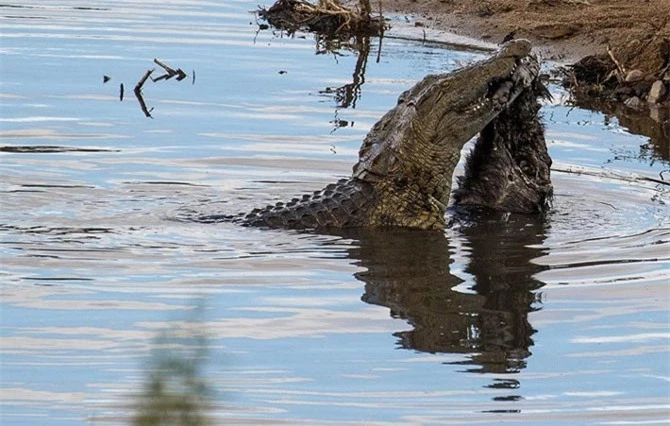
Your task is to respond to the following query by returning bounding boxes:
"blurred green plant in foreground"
[132,306,213,426]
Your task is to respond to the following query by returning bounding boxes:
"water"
[1,1,669,425]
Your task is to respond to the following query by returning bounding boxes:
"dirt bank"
[380,0,669,108]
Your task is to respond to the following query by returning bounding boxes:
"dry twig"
[606,44,627,81]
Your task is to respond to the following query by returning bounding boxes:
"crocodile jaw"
[351,39,542,228]
[354,39,539,181]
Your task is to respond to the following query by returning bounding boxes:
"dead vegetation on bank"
[564,38,669,110]
[258,0,387,38]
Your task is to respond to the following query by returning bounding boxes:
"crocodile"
[221,39,552,230]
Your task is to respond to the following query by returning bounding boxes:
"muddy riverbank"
[258,0,669,148]
[378,0,669,141]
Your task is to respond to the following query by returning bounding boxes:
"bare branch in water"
[107,59,194,117]
[154,58,176,75]
[134,69,154,118]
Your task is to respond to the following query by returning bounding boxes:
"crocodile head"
[351,39,541,227]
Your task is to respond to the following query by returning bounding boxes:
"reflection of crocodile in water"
[336,209,547,377]
[215,39,553,230]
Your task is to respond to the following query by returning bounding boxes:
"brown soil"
[381,0,668,68]
[379,0,669,106]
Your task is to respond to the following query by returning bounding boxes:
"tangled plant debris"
[563,38,670,109]
[258,0,387,38]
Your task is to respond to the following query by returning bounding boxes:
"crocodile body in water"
[217,39,552,230]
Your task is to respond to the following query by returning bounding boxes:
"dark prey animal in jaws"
[221,39,553,230]
[452,78,553,213]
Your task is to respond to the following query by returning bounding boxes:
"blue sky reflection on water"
[1,1,669,425]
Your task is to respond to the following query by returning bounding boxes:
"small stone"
[623,96,643,110]
[625,69,644,83]
[649,104,664,124]
[648,80,667,104]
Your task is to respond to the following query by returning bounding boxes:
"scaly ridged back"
[240,178,375,229]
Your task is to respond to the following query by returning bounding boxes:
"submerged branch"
[552,165,670,187]
[107,59,194,118]
[134,69,154,118]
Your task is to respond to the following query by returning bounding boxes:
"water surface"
[1,1,669,425]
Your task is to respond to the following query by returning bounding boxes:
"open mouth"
[455,68,553,213]
[465,54,539,115]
